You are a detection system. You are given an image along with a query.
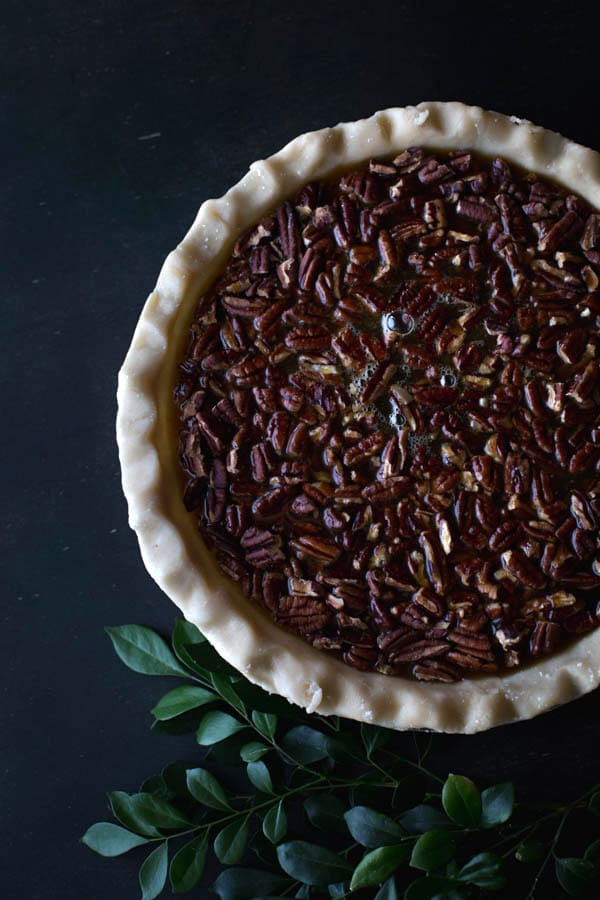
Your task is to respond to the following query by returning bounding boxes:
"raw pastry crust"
[117,101,600,733]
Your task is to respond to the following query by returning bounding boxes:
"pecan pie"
[117,102,600,732]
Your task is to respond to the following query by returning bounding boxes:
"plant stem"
[525,807,570,900]
[380,748,444,784]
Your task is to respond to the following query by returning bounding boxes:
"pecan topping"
[176,147,600,682]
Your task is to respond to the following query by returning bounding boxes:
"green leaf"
[360,723,389,756]
[442,774,481,828]
[404,876,467,900]
[328,882,349,898]
[374,877,399,900]
[457,851,506,889]
[139,842,168,900]
[169,834,208,893]
[153,709,205,736]
[181,629,239,679]
[108,791,190,836]
[589,791,600,817]
[214,819,249,865]
[81,822,150,857]
[515,841,546,863]
[304,794,347,833]
[162,760,197,798]
[151,685,218,721]
[410,830,457,872]
[196,711,246,745]
[350,844,411,890]
[173,619,205,645]
[240,741,270,762]
[247,760,273,793]
[186,767,231,810]
[280,726,330,763]
[206,733,249,766]
[210,673,247,716]
[344,806,406,848]
[480,782,514,828]
[211,868,289,900]
[140,775,169,798]
[325,733,363,763]
[276,841,352,886]
[554,856,595,897]
[105,625,188,677]
[584,839,600,864]
[555,857,596,896]
[399,805,451,834]
[172,619,241,678]
[172,619,207,670]
[251,710,278,740]
[263,801,287,844]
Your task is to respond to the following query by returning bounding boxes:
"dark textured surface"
[3,1,600,897]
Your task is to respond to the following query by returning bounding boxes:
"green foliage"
[196,710,245,745]
[211,867,289,899]
[105,625,187,677]
[350,843,411,890]
[304,794,348,833]
[246,759,273,793]
[151,685,217,721]
[81,822,150,856]
[240,741,269,762]
[169,835,207,892]
[584,838,600,864]
[108,791,190,835]
[404,876,467,899]
[344,806,406,848]
[399,804,451,834]
[214,818,249,865]
[555,857,597,896]
[360,722,389,756]
[280,725,331,763]
[374,877,399,899]
[410,829,458,872]
[251,710,278,740]
[185,768,231,810]
[276,841,352,886]
[442,774,482,828]
[139,842,168,900]
[456,851,506,889]
[263,800,287,843]
[480,782,514,828]
[81,619,600,900]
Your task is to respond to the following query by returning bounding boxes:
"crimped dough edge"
[116,101,600,734]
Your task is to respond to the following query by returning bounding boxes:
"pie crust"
[117,101,600,733]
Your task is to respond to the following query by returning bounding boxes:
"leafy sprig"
[82,621,600,898]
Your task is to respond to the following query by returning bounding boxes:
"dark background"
[3,1,600,897]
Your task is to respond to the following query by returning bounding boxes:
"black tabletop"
[4,1,600,898]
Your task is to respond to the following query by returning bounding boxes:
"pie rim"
[116,100,600,734]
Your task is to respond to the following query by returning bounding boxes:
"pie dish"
[117,101,600,733]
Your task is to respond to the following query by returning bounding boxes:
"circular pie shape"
[117,102,600,733]
[174,145,600,684]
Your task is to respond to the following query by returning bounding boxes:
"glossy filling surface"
[174,147,600,682]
